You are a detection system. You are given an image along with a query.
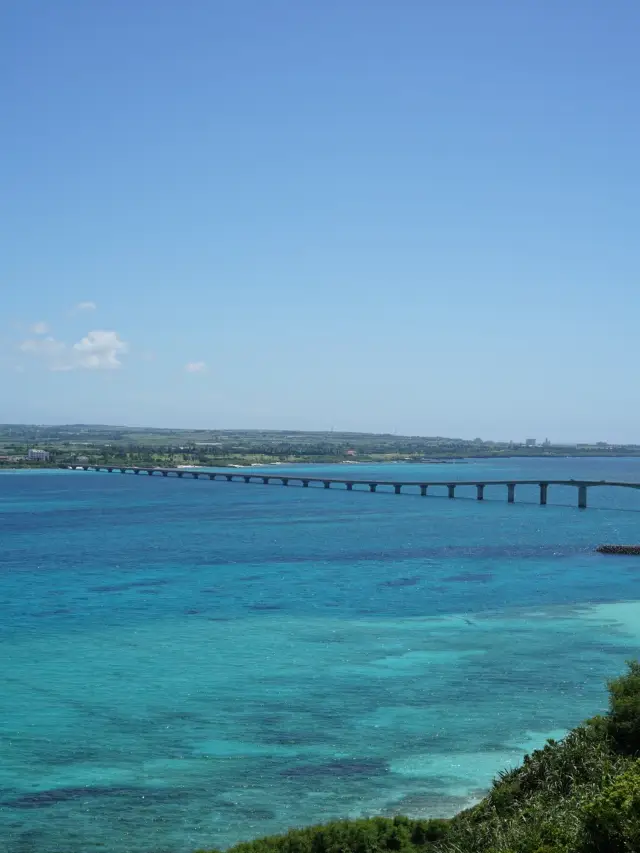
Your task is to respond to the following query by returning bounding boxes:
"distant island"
[1,424,639,470]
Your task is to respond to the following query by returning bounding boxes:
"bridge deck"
[66,466,640,490]
[63,466,640,508]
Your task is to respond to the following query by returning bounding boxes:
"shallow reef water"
[2,458,640,852]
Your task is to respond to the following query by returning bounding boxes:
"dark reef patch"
[378,576,421,588]
[89,579,168,593]
[443,572,494,583]
[2,785,192,810]
[34,608,72,617]
[280,758,387,779]
[2,786,142,809]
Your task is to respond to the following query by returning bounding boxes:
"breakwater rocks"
[596,545,640,555]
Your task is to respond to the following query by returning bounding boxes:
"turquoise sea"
[2,458,640,853]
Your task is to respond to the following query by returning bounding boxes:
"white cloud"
[73,301,97,313]
[185,361,207,373]
[19,329,129,371]
[30,321,49,335]
[72,330,129,369]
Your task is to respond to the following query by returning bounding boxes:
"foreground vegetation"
[201,662,640,853]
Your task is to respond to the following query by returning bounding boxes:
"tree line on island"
[3,424,640,469]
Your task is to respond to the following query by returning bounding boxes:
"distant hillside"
[3,424,639,467]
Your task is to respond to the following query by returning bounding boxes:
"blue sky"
[2,1,639,441]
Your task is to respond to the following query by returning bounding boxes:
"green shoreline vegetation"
[201,662,640,853]
[2,424,640,470]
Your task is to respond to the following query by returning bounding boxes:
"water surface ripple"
[1,458,640,853]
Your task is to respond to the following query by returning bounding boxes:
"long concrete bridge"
[64,465,640,508]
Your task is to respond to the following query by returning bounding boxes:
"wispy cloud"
[73,301,97,313]
[30,321,49,335]
[185,361,207,373]
[19,330,129,371]
[20,337,70,371]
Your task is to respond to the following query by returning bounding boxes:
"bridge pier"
[578,485,588,509]
[134,469,140,474]
[302,479,309,487]
[507,483,515,503]
[282,478,289,486]
[420,484,428,496]
[346,482,353,490]
[476,484,485,500]
[261,477,269,484]
[448,484,456,499]
[540,483,548,505]
[393,484,401,494]
[323,481,331,489]
[369,483,377,492]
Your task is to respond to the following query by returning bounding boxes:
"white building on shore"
[28,448,50,461]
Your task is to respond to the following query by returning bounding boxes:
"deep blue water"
[1,458,640,853]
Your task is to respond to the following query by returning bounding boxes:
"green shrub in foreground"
[606,660,640,756]
[581,759,640,852]
[196,817,449,853]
